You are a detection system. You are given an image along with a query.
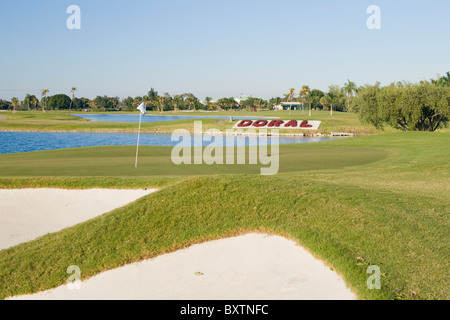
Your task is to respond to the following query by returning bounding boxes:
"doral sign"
[233,119,321,130]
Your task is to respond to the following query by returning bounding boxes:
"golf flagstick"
[135,101,146,168]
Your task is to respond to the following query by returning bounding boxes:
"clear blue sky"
[1,0,449,100]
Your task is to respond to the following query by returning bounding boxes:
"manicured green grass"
[0,132,448,300]
[0,110,388,135]
[0,143,388,178]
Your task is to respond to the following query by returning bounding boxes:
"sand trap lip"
[0,188,158,250]
[9,233,356,300]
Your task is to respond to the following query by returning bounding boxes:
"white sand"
[10,233,356,300]
[0,188,158,250]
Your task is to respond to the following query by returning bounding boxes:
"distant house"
[199,98,218,105]
[234,95,251,104]
[274,102,302,111]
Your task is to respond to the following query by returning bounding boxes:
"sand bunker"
[0,188,158,250]
[10,233,356,300]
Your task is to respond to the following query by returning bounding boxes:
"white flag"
[137,102,146,115]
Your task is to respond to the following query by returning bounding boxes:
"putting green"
[0,142,388,177]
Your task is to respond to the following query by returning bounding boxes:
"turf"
[0,110,389,135]
[0,132,448,300]
[0,143,388,178]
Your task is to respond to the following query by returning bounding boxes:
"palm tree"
[343,80,357,112]
[31,96,38,111]
[158,95,165,113]
[69,87,77,110]
[299,85,310,116]
[432,72,450,87]
[157,93,171,113]
[204,97,213,110]
[145,88,159,111]
[285,88,295,116]
[306,93,313,117]
[254,98,266,111]
[41,89,49,112]
[172,95,183,112]
[329,94,336,116]
[442,72,450,86]
[11,97,18,113]
[319,96,329,114]
[24,94,32,111]
[328,85,341,115]
[184,93,197,111]
[216,98,226,111]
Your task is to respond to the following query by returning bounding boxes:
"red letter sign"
[268,120,285,127]
[253,120,268,127]
[284,120,298,127]
[237,120,253,127]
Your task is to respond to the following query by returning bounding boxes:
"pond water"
[72,114,275,123]
[0,132,345,154]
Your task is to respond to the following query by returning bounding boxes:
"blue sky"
[0,0,449,100]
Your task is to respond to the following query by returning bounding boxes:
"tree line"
[0,81,358,113]
[1,73,448,132]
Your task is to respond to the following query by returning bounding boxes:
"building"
[234,95,251,105]
[274,102,302,111]
[199,98,217,105]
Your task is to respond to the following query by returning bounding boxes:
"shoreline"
[0,128,358,137]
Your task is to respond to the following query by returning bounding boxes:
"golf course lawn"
[0,131,448,300]
[0,110,389,135]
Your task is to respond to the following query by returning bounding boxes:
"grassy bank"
[0,132,449,300]
[0,110,390,135]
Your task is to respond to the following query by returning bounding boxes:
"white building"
[274,102,302,111]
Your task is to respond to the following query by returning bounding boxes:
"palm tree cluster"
[0,83,352,113]
[282,80,359,116]
[2,73,447,114]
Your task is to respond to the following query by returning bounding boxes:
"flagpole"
[135,112,142,168]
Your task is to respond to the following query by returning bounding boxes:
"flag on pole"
[137,101,146,115]
[135,101,145,168]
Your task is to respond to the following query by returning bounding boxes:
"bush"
[355,82,450,131]
[47,94,72,110]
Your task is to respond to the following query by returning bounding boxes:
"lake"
[0,132,345,154]
[72,114,276,123]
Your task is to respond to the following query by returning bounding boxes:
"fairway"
[0,132,449,300]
